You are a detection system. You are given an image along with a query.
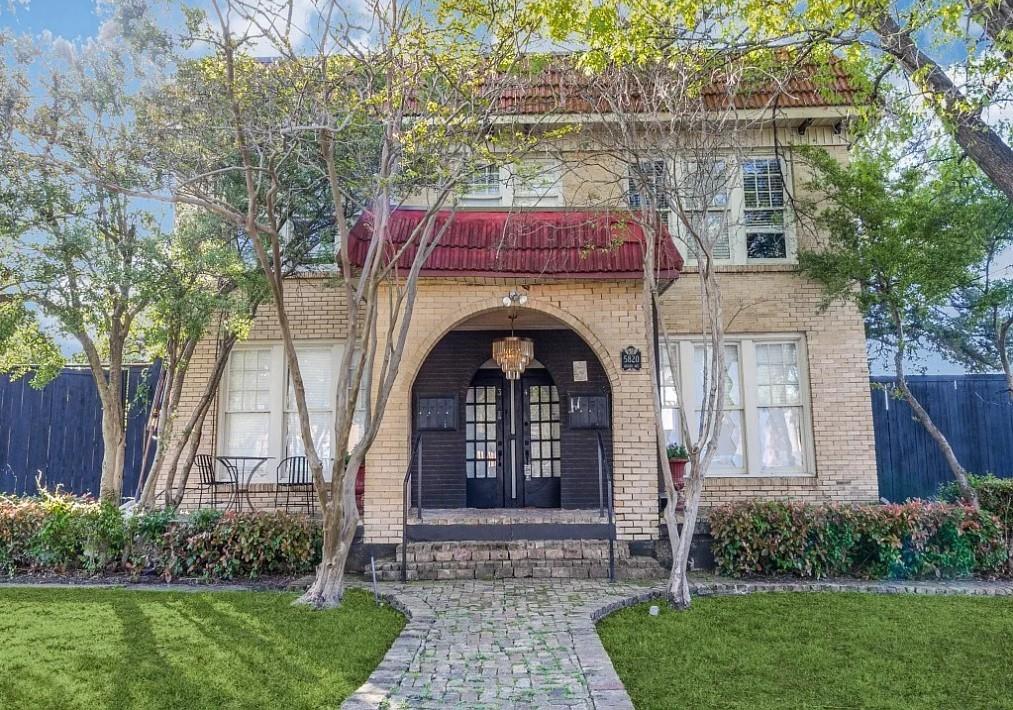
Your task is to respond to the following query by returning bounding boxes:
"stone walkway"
[342,576,1013,710]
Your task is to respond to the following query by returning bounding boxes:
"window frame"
[460,159,564,207]
[219,341,366,482]
[647,153,795,267]
[661,334,816,477]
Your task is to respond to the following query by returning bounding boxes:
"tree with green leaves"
[126,0,537,607]
[797,143,1000,504]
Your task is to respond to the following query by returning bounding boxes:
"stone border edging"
[341,588,435,710]
[589,577,1013,624]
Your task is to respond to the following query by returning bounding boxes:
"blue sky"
[1,1,101,38]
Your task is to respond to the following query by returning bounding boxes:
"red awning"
[346,208,683,279]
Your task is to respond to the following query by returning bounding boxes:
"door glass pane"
[465,385,497,479]
[527,384,561,479]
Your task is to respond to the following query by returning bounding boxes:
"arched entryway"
[410,308,613,511]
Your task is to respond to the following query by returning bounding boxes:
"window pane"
[284,411,333,459]
[466,165,500,196]
[696,410,745,470]
[225,412,270,456]
[742,159,784,209]
[755,343,801,406]
[628,160,668,209]
[512,160,560,199]
[694,344,741,407]
[747,232,786,259]
[287,347,333,411]
[759,407,804,470]
[227,348,272,413]
[662,406,682,446]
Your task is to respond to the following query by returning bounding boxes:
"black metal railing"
[596,431,616,582]
[401,433,424,583]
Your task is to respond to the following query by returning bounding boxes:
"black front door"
[464,369,562,508]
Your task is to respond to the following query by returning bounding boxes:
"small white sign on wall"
[572,360,588,382]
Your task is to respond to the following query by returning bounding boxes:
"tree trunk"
[99,397,127,503]
[297,474,359,608]
[891,319,979,507]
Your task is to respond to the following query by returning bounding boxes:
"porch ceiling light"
[493,290,533,380]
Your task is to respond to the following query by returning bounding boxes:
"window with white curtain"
[222,348,274,457]
[221,343,366,479]
[659,335,813,476]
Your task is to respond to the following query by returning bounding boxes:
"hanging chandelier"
[492,290,534,380]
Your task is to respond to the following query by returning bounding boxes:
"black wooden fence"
[872,375,1013,502]
[0,365,158,500]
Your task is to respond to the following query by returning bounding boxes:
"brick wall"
[657,269,879,506]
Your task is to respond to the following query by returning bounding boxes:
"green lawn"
[598,592,1013,710]
[0,587,404,710]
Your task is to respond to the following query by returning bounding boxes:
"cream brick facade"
[160,119,878,544]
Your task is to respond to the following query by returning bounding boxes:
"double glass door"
[464,369,561,508]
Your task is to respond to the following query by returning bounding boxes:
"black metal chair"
[275,456,314,514]
[194,454,234,509]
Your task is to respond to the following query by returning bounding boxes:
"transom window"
[527,385,561,478]
[465,385,499,479]
[660,335,813,476]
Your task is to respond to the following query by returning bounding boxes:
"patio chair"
[275,456,314,514]
[194,454,234,509]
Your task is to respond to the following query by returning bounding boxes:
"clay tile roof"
[347,208,683,279]
[493,55,861,114]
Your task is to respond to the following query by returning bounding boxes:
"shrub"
[709,500,1007,579]
[940,475,1013,573]
[0,493,322,581]
[161,510,321,581]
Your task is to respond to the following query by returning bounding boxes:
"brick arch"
[405,297,623,396]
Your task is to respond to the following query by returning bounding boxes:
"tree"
[797,143,997,504]
[922,188,1013,394]
[130,0,535,607]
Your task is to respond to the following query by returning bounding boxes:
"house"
[162,59,878,578]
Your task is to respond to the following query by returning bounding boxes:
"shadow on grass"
[0,587,405,710]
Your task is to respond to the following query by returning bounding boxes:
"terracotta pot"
[668,458,687,490]
[355,464,366,515]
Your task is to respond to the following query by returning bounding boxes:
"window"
[222,348,274,458]
[461,164,502,205]
[628,160,668,211]
[742,158,787,260]
[683,160,731,261]
[669,154,792,265]
[510,159,562,206]
[220,343,365,480]
[659,336,813,476]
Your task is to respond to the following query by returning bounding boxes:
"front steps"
[375,539,665,581]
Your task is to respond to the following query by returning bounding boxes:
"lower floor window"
[221,343,366,479]
[660,335,813,476]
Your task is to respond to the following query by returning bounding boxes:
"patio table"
[216,456,270,512]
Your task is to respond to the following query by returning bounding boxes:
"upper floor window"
[629,154,793,265]
[460,159,562,207]
[462,164,502,204]
[627,160,668,211]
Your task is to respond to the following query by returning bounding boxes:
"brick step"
[374,539,665,581]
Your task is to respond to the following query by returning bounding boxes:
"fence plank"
[0,365,158,500]
[872,375,1013,501]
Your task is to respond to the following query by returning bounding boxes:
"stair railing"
[401,433,423,583]
[596,431,616,582]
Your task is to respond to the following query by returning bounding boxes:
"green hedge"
[0,492,321,580]
[709,500,1007,579]
[939,475,1013,574]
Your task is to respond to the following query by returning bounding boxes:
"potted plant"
[666,443,689,491]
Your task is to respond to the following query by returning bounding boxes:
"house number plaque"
[621,346,642,371]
